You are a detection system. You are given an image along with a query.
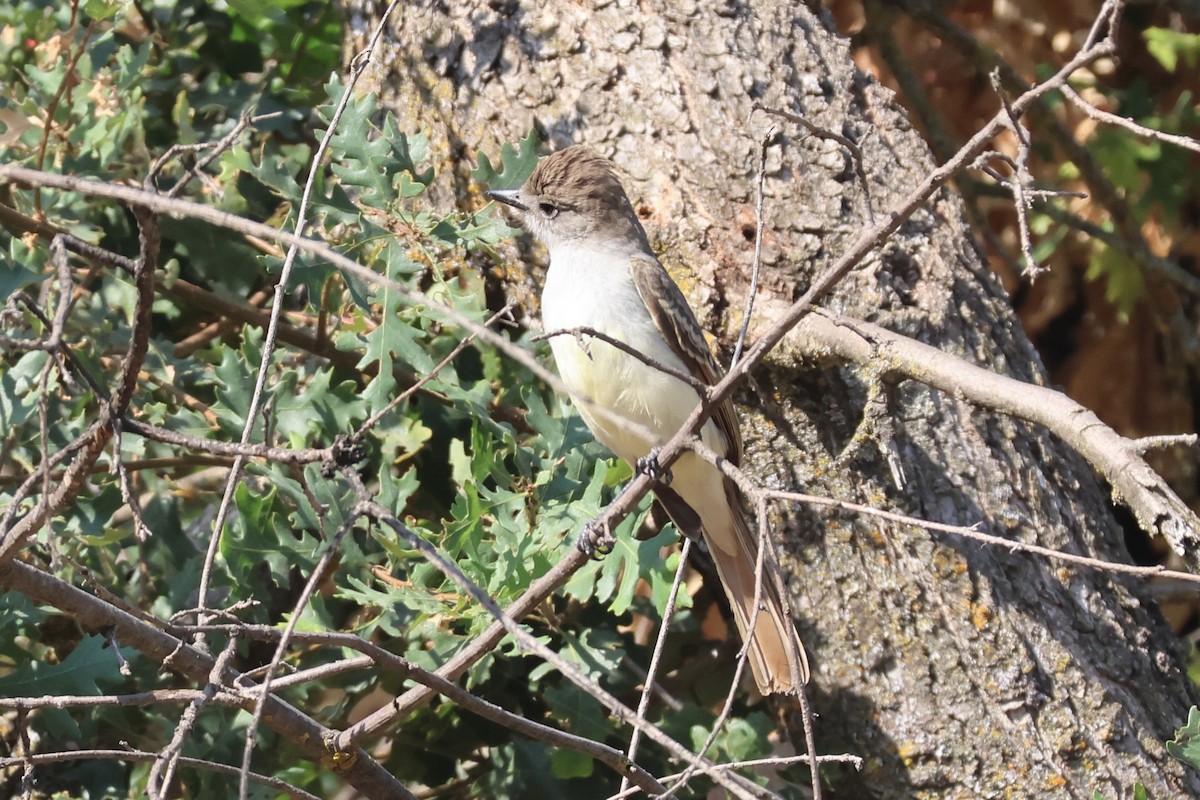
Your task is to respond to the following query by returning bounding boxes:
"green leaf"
[564,497,671,615]
[221,482,321,592]
[0,635,126,699]
[0,350,49,431]
[688,712,773,763]
[1084,244,1144,320]
[270,369,367,446]
[226,0,306,16]
[224,144,304,202]
[1,248,46,299]
[1144,28,1200,73]
[321,78,433,208]
[70,483,126,541]
[474,130,541,190]
[158,216,264,295]
[1167,706,1200,770]
[81,0,122,22]
[0,636,131,739]
[207,332,259,434]
[542,680,609,741]
[550,748,594,780]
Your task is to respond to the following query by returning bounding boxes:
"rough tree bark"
[341,1,1200,797]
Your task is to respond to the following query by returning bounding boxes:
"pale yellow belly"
[550,331,715,466]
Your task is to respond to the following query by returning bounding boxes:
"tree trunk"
[341,1,1200,796]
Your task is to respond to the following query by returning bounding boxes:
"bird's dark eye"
[538,201,559,219]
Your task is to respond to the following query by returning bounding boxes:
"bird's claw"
[577,521,615,560]
[636,448,672,485]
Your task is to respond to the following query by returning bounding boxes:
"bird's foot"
[577,520,615,560]
[636,448,672,486]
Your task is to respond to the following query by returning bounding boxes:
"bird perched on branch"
[488,146,808,694]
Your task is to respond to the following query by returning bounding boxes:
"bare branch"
[239,512,360,799]
[149,636,241,799]
[658,502,781,800]
[1059,82,1200,156]
[171,623,669,795]
[0,749,319,800]
[619,537,692,798]
[794,311,1200,568]
[195,31,381,654]
[989,69,1041,277]
[341,469,765,799]
[1132,434,1199,454]
[534,326,709,392]
[0,203,159,566]
[575,5,1125,576]
[0,689,244,711]
[732,126,773,366]
[0,559,414,798]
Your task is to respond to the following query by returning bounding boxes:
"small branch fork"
[4,1,1200,798]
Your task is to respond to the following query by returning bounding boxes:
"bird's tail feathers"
[705,479,809,695]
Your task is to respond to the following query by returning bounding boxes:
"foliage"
[0,2,753,798]
[1168,706,1200,772]
[1093,786,1149,800]
[1073,44,1198,318]
[832,0,1200,339]
[1143,27,1200,72]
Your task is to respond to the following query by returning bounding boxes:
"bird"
[486,145,808,695]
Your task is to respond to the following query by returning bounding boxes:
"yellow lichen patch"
[970,601,993,630]
[324,748,359,771]
[895,740,925,769]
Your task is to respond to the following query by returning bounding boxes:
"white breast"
[541,247,710,465]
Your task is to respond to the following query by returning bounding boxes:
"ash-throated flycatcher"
[487,146,808,694]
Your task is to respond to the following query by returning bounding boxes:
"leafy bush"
[2,2,771,798]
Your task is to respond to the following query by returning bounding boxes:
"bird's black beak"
[485,188,527,211]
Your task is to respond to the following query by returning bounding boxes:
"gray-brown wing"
[628,252,743,466]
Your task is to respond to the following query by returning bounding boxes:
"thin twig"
[618,537,692,797]
[0,558,413,797]
[170,619,670,794]
[763,487,1200,586]
[752,104,875,222]
[989,70,1041,277]
[0,688,244,711]
[32,23,93,215]
[353,301,516,440]
[0,205,158,565]
[534,326,709,393]
[657,503,774,800]
[1131,433,1199,454]
[680,398,1200,592]
[148,636,240,799]
[17,708,33,800]
[239,512,359,799]
[732,127,772,366]
[792,310,1200,567]
[796,678,824,799]
[121,418,329,463]
[342,470,762,799]
[0,749,319,800]
[1059,82,1200,155]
